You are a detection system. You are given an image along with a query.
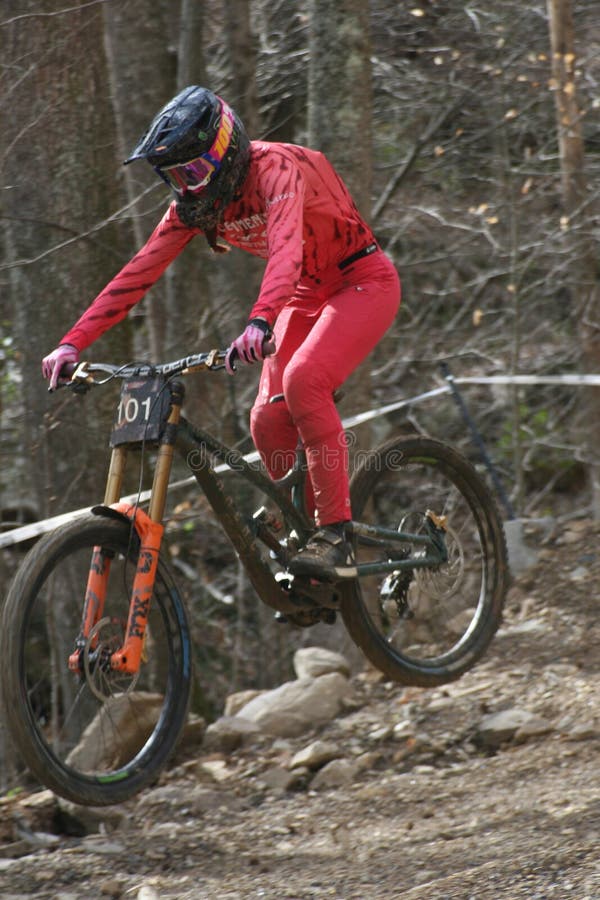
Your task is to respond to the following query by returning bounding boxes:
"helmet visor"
[155,101,236,197]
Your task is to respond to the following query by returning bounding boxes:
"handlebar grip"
[47,360,80,392]
[228,338,275,370]
[61,361,79,378]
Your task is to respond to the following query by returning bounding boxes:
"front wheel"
[342,437,509,686]
[1,514,191,806]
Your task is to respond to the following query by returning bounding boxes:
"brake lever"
[48,361,93,394]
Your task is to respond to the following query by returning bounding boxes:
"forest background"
[0,0,599,780]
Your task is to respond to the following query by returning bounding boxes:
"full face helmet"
[125,86,251,230]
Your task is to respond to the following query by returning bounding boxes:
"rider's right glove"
[42,344,79,391]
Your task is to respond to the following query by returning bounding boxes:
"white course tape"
[455,374,600,387]
[0,461,256,550]
[1,373,597,548]
[341,385,451,429]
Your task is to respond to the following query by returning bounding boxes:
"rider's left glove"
[42,344,79,391]
[225,318,273,375]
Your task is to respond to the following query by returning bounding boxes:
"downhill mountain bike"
[0,351,508,805]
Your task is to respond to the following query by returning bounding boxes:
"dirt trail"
[1,523,599,899]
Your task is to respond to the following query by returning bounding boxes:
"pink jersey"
[61,143,376,351]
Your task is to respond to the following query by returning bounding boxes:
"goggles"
[156,102,235,197]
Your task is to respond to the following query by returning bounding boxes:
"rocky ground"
[1,517,599,900]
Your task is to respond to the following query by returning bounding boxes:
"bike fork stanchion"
[147,381,184,523]
[104,446,129,505]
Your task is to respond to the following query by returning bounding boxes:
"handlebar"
[57,340,276,391]
[59,349,229,390]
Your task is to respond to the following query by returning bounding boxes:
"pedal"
[274,608,337,628]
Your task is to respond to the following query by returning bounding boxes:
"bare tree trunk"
[307,0,373,220]
[547,0,600,516]
[161,0,212,362]
[102,1,176,359]
[225,0,260,135]
[547,0,586,209]
[177,0,207,90]
[0,0,134,786]
[2,2,130,514]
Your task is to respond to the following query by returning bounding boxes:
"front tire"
[1,515,191,806]
[342,437,508,686]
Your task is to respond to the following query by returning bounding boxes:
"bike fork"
[69,382,183,677]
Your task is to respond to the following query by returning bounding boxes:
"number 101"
[117,396,152,424]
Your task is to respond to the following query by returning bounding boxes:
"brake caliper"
[425,509,448,564]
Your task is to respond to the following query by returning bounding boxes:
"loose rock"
[234,672,350,737]
[293,646,351,679]
[289,740,341,770]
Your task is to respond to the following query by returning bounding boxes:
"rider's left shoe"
[288,525,357,581]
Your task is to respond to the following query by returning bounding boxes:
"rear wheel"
[1,514,191,806]
[342,437,508,686]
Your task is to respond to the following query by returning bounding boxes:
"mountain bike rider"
[42,86,401,581]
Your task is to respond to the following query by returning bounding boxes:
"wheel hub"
[83,616,140,701]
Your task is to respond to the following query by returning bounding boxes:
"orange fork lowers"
[107,504,165,674]
[68,545,114,666]
[67,505,164,675]
[67,445,129,674]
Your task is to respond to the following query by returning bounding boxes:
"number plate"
[110,377,171,447]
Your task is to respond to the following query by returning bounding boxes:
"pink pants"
[250,250,400,525]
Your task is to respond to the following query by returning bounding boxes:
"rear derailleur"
[379,547,415,619]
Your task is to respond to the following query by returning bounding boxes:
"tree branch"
[373,93,467,221]
[0,0,110,28]
[0,185,162,272]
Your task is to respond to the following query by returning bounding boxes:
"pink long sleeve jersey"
[60,142,376,351]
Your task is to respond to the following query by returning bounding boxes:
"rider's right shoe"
[287,525,357,581]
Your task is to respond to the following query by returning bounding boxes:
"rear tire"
[1,514,191,805]
[342,437,508,686]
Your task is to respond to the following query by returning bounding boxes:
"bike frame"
[71,376,448,675]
